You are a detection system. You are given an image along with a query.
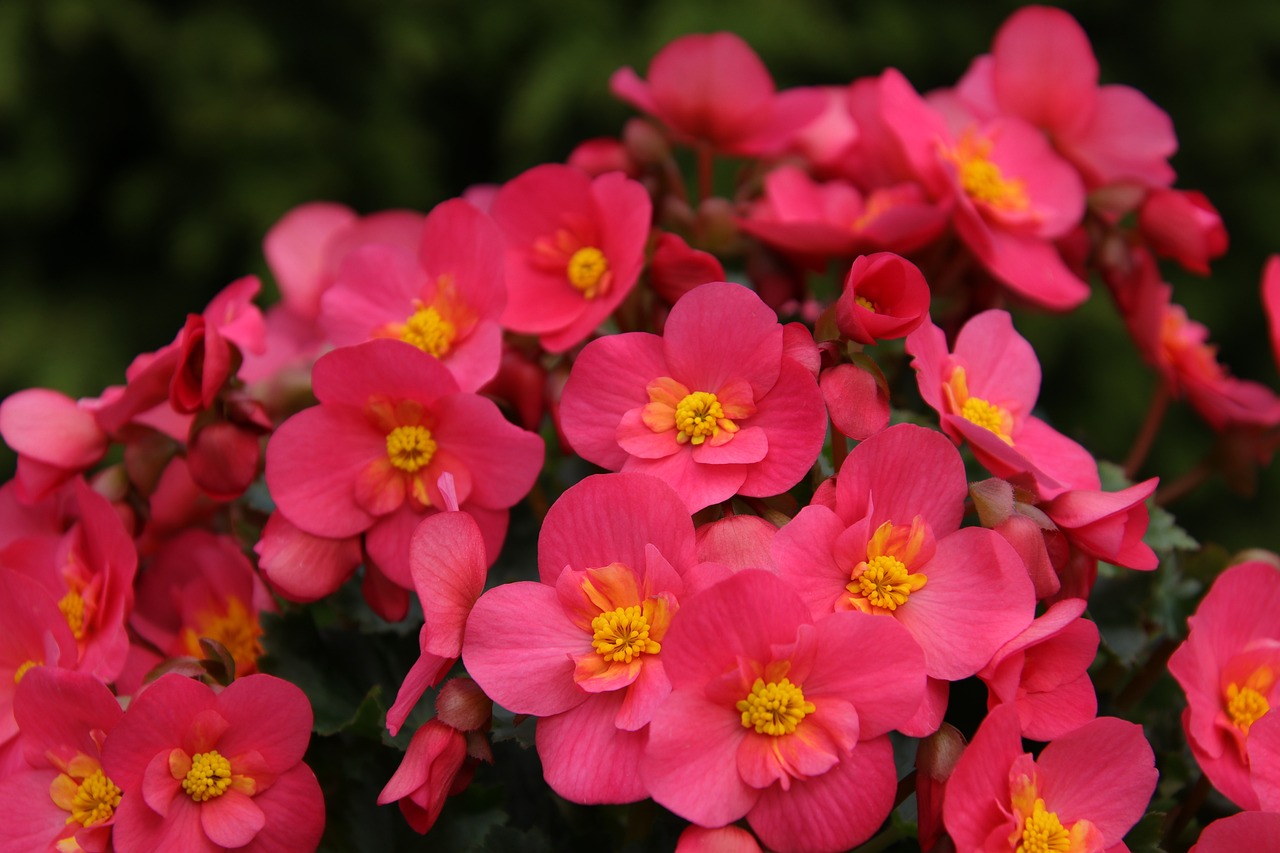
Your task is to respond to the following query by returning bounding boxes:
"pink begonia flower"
[1190,811,1280,853]
[943,705,1157,853]
[835,252,932,345]
[0,570,81,750]
[1168,561,1280,809]
[1043,479,1159,571]
[676,824,763,853]
[0,388,108,504]
[491,163,651,353]
[906,309,1101,500]
[1139,189,1227,276]
[560,282,827,513]
[0,668,124,853]
[131,530,277,677]
[102,673,323,853]
[642,570,925,853]
[380,678,493,834]
[609,32,825,158]
[1250,711,1280,810]
[464,473,707,805]
[978,598,1099,740]
[264,339,543,604]
[386,507,488,736]
[1123,269,1280,434]
[320,198,506,392]
[954,5,1177,190]
[738,167,946,266]
[772,424,1035,687]
[880,68,1089,310]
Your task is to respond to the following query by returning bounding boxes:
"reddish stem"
[1124,382,1171,479]
[1155,457,1212,506]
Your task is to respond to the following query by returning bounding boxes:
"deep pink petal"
[112,790,218,853]
[942,704,1023,853]
[748,735,896,853]
[834,423,967,534]
[411,512,487,658]
[693,426,768,466]
[616,656,671,731]
[536,691,650,804]
[462,583,591,716]
[419,197,507,321]
[1036,717,1157,844]
[254,512,362,603]
[14,667,122,767]
[663,283,783,400]
[1017,671,1097,742]
[215,675,313,773]
[990,5,1098,137]
[821,363,890,441]
[310,338,459,409]
[616,408,682,459]
[643,687,757,828]
[201,789,265,848]
[894,528,1034,680]
[1191,812,1280,853]
[386,638,452,737]
[621,450,746,514]
[738,359,827,498]
[560,332,669,470]
[0,389,107,468]
[430,393,543,510]
[1248,711,1280,811]
[240,763,325,853]
[0,768,72,851]
[771,505,854,619]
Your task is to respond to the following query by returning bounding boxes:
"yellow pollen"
[851,555,916,611]
[1017,798,1071,853]
[400,305,457,358]
[567,246,609,298]
[182,597,265,675]
[182,750,233,802]
[675,391,726,446]
[591,605,661,663]
[386,425,437,473]
[1226,683,1270,735]
[58,590,87,640]
[64,769,122,827]
[737,677,815,736]
[961,396,1015,445]
[855,295,877,312]
[954,142,1029,211]
[13,659,40,684]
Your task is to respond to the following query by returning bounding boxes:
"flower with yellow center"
[566,246,609,299]
[736,677,815,737]
[1224,665,1273,735]
[399,304,457,358]
[944,365,1015,445]
[591,605,661,663]
[1017,798,1071,853]
[386,425,437,473]
[949,133,1029,211]
[640,376,747,448]
[179,749,234,802]
[50,760,123,828]
[847,518,928,613]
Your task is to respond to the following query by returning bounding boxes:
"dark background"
[2,0,1277,549]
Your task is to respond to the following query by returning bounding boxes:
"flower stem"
[1124,383,1170,479]
[697,144,713,203]
[1161,773,1211,850]
[1155,457,1212,506]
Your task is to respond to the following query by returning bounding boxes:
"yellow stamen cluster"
[400,305,457,358]
[852,555,917,611]
[736,677,815,737]
[182,750,233,802]
[386,425,437,473]
[66,769,122,827]
[1226,683,1271,735]
[1017,798,1071,853]
[675,391,726,445]
[855,295,878,312]
[591,605,661,663]
[58,590,87,640]
[182,597,265,675]
[958,151,1029,210]
[13,659,40,684]
[961,396,1015,445]
[567,246,609,298]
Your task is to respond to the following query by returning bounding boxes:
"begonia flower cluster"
[3,5,1279,852]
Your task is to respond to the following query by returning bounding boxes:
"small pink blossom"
[1139,189,1228,276]
[834,252,932,345]
[560,282,827,513]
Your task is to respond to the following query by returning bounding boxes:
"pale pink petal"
[560,333,669,471]
[747,735,896,853]
[990,5,1098,137]
[201,789,265,848]
[0,389,107,468]
[462,583,591,717]
[643,687,757,828]
[536,691,650,804]
[1036,717,1157,844]
[537,472,696,586]
[263,201,357,319]
[663,283,783,400]
[894,528,1035,680]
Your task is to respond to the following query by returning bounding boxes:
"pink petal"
[113,790,219,853]
[615,656,671,731]
[254,512,362,603]
[621,449,747,514]
[834,423,967,534]
[309,337,459,409]
[1191,812,1280,853]
[0,389,107,468]
[664,283,783,400]
[693,426,768,465]
[1248,712,1280,811]
[215,675,313,773]
[419,197,507,321]
[201,789,265,848]
[411,512,487,658]
[13,667,122,767]
[737,358,827,498]
[1017,671,1097,742]
[747,735,896,853]
[616,408,682,459]
[821,363,890,441]
[990,5,1098,137]
[559,332,669,469]
[320,244,423,346]
[386,636,452,737]
[942,704,1023,853]
[430,393,544,510]
[241,763,326,853]
[263,201,357,319]
[696,514,778,572]
[462,583,591,717]
[536,691,650,804]
[771,504,852,619]
[1065,85,1177,188]
[676,825,763,853]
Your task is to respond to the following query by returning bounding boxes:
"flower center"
[182,597,265,675]
[737,677,815,737]
[1225,683,1270,735]
[1017,798,1071,853]
[675,391,727,446]
[65,768,122,827]
[591,605,661,663]
[58,590,87,640]
[961,396,1015,444]
[386,425,437,473]
[567,246,609,298]
[13,659,40,684]
[950,134,1029,211]
[183,750,233,802]
[855,295,877,312]
[400,305,456,358]
[850,555,917,611]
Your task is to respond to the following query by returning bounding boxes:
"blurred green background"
[1,0,1277,549]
